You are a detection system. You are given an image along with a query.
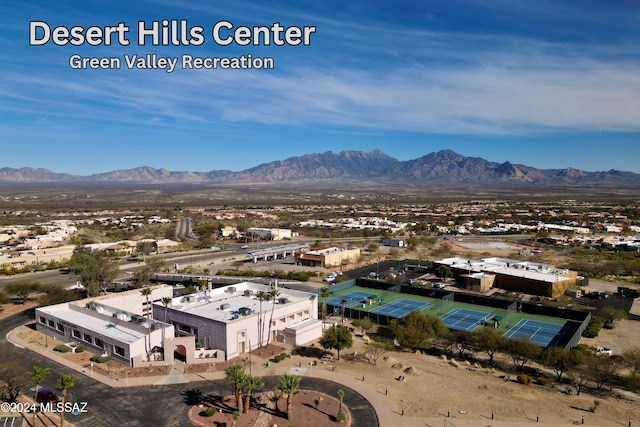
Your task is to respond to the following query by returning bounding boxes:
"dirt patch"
[323,319,640,424]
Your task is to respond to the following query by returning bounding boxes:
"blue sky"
[1,0,639,175]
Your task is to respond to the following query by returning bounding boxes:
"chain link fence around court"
[323,278,590,349]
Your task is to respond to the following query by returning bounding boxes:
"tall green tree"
[68,246,118,296]
[622,346,640,390]
[242,374,264,414]
[133,267,154,289]
[471,327,506,366]
[29,366,50,423]
[0,290,10,306]
[145,256,166,273]
[389,311,447,350]
[319,324,353,360]
[161,296,172,348]
[351,317,373,336]
[599,305,628,328]
[256,291,268,348]
[56,374,76,427]
[140,287,152,356]
[5,282,41,304]
[320,287,331,321]
[266,287,280,346]
[505,337,540,371]
[542,347,583,381]
[136,241,155,256]
[278,374,301,421]
[225,364,247,413]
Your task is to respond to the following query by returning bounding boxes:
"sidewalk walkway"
[6,326,616,427]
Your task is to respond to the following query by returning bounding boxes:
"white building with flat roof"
[156,281,321,360]
[36,286,174,367]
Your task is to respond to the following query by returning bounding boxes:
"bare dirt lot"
[314,319,640,426]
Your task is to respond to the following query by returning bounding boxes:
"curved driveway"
[1,311,378,427]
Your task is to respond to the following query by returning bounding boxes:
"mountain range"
[1,149,638,187]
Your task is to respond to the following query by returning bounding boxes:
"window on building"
[48,319,55,327]
[57,323,64,332]
[83,333,91,343]
[94,338,104,348]
[39,316,46,324]
[72,330,81,339]
[178,324,191,333]
[115,346,125,357]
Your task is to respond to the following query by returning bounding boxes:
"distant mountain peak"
[0,149,637,187]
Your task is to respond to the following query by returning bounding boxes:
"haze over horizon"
[2,1,639,175]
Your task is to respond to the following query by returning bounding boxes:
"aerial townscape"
[0,147,639,427]
[3,1,640,427]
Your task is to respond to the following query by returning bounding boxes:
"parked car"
[36,389,59,404]
[432,282,446,289]
[587,291,609,299]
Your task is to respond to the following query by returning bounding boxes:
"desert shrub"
[54,344,71,353]
[336,411,348,423]
[90,354,112,363]
[583,316,604,338]
[273,352,290,363]
[201,406,217,417]
[75,345,85,353]
[535,377,548,386]
[517,374,533,385]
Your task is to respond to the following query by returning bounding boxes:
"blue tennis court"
[440,308,495,332]
[326,291,377,307]
[503,319,566,347]
[370,298,431,318]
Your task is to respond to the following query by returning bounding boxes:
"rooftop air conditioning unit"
[220,303,231,310]
[278,297,289,304]
[243,290,253,296]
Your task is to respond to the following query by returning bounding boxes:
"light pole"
[90,362,93,378]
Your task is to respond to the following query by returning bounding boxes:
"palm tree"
[256,290,268,348]
[29,366,50,423]
[337,389,345,414]
[224,364,246,413]
[320,287,331,321]
[265,288,280,346]
[278,374,301,421]
[56,374,76,427]
[242,374,264,414]
[340,298,348,323]
[161,296,172,353]
[140,287,152,357]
